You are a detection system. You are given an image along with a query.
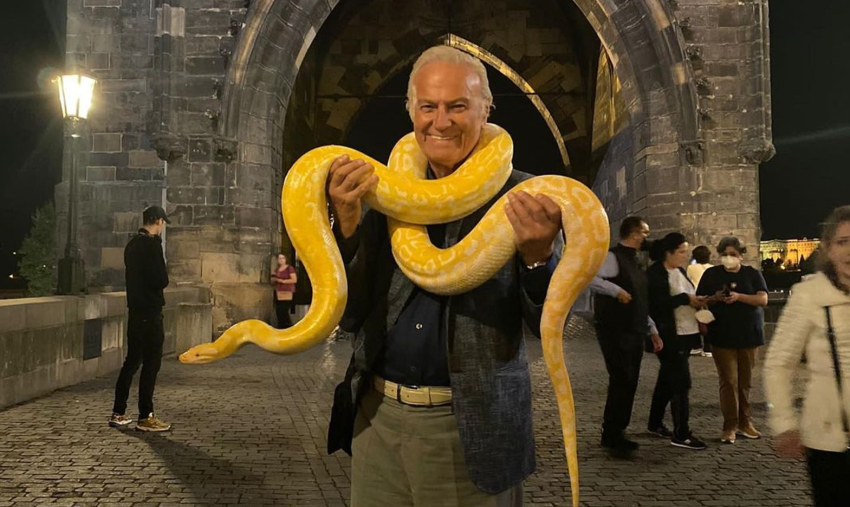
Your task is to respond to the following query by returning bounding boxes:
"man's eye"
[451,104,467,111]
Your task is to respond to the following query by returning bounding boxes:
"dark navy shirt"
[375,223,557,387]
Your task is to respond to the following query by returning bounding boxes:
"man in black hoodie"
[109,205,172,432]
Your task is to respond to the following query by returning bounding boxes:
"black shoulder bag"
[824,306,850,435]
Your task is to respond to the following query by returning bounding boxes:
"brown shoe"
[136,413,172,432]
[720,430,736,444]
[737,424,762,439]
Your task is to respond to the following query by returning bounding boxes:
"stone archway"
[220,0,698,222]
[205,0,774,329]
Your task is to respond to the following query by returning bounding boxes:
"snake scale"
[180,124,610,507]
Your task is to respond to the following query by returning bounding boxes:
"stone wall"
[60,0,773,329]
[0,287,212,410]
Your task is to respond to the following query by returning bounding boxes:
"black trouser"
[597,329,644,438]
[112,313,165,418]
[274,298,292,329]
[808,447,850,507]
[648,334,698,440]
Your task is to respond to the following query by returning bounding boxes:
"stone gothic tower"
[61,0,773,332]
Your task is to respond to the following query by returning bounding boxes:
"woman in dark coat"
[646,233,708,449]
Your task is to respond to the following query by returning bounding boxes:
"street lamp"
[55,73,96,295]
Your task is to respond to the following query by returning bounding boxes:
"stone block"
[100,247,124,269]
[176,302,213,354]
[225,187,268,208]
[193,205,234,225]
[116,167,153,181]
[100,79,146,92]
[128,150,162,168]
[166,161,192,186]
[24,298,69,329]
[168,259,202,281]
[201,252,266,284]
[188,139,212,162]
[186,56,225,75]
[209,283,272,333]
[236,207,274,229]
[89,52,111,70]
[86,166,116,181]
[92,133,122,153]
[645,166,679,194]
[113,211,140,232]
[84,0,121,6]
[235,163,274,190]
[0,300,28,334]
[190,163,225,186]
[166,187,223,205]
[91,33,119,52]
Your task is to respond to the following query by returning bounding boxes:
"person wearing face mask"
[763,205,850,507]
[696,236,768,444]
[645,233,708,449]
[589,216,661,452]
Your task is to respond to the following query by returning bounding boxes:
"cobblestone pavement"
[0,317,810,506]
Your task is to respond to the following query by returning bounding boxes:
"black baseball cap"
[143,205,171,224]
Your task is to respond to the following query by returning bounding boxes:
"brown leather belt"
[373,376,452,407]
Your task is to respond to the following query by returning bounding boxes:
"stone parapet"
[0,286,212,410]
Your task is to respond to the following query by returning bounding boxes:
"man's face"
[632,221,650,247]
[411,61,489,175]
[154,218,165,235]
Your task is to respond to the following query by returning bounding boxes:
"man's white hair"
[406,45,493,120]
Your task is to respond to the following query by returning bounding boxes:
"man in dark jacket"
[108,205,172,432]
[589,216,660,451]
[326,46,562,506]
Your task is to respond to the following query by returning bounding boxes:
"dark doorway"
[343,63,565,177]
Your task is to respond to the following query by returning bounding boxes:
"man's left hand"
[505,191,562,266]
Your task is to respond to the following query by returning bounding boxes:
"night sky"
[0,2,846,287]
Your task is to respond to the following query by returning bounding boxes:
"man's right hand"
[327,154,379,238]
[617,290,633,304]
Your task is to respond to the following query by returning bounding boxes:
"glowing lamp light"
[55,74,96,120]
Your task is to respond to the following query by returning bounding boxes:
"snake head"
[179,343,221,365]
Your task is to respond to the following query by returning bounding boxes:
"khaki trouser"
[712,346,758,433]
[351,387,524,507]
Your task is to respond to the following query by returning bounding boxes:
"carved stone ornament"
[738,138,776,164]
[152,131,187,162]
[213,136,239,163]
[681,140,705,166]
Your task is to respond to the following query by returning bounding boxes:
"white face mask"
[721,255,741,270]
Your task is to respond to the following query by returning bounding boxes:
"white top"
[687,263,712,288]
[764,272,850,452]
[668,268,699,336]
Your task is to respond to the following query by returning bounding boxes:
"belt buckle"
[398,384,420,405]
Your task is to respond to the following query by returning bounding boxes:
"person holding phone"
[696,237,768,444]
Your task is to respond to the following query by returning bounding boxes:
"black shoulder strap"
[824,306,850,433]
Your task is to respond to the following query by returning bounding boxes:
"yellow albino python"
[180,124,609,507]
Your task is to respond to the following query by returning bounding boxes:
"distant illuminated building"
[760,238,820,265]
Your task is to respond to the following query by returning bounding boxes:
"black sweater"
[125,229,169,316]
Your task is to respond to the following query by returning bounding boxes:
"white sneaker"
[108,413,133,428]
[690,348,703,356]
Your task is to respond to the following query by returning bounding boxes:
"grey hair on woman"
[716,236,747,255]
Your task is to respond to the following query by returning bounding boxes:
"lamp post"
[55,73,96,295]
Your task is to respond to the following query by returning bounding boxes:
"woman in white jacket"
[764,205,850,507]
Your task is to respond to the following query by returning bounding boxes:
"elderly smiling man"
[326,46,563,507]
